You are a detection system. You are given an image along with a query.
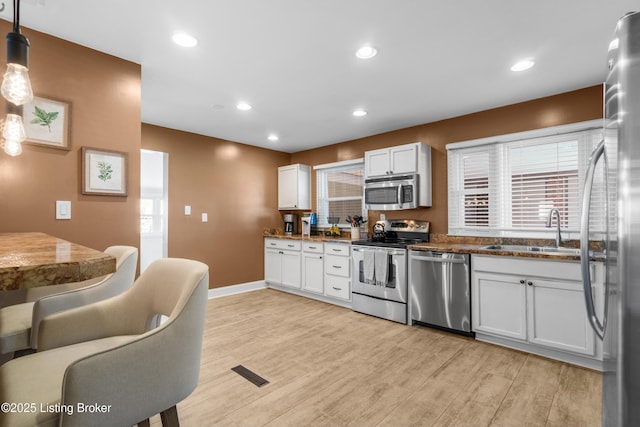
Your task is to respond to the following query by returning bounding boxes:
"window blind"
[316,161,365,227]
[448,123,604,238]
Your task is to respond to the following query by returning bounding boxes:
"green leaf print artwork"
[97,161,113,182]
[30,105,60,132]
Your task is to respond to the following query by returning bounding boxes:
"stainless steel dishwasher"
[408,250,472,336]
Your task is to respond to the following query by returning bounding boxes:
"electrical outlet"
[380,213,386,221]
[185,205,191,215]
[202,213,208,222]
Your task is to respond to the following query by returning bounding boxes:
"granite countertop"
[263,233,353,243]
[407,242,585,261]
[264,231,603,261]
[0,232,116,291]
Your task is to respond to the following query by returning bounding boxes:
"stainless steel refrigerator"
[581,10,640,427]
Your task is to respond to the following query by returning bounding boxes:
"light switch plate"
[56,200,71,220]
[185,205,191,215]
[202,213,208,222]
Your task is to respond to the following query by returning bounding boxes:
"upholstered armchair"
[0,257,209,427]
[0,246,138,355]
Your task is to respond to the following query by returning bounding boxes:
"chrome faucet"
[546,208,563,247]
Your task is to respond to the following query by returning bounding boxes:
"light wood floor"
[152,289,602,427]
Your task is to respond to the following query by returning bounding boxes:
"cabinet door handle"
[332,286,342,291]
[332,265,342,269]
[527,281,533,286]
[287,244,294,248]
[519,279,525,284]
[309,246,317,249]
[332,249,342,253]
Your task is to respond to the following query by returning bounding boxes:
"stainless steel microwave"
[364,174,418,210]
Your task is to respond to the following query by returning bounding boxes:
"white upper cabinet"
[365,144,419,177]
[278,164,311,210]
[364,142,432,207]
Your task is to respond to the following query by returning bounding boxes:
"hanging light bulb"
[3,138,23,156]
[2,113,26,142]
[1,0,33,106]
[2,103,26,156]
[2,62,32,105]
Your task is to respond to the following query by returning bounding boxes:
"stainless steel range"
[351,219,429,324]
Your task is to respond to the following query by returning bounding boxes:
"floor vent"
[231,365,269,387]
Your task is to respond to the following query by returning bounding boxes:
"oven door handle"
[397,183,403,208]
[410,254,466,264]
[353,247,405,256]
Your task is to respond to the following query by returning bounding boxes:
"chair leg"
[160,406,180,427]
[137,419,150,427]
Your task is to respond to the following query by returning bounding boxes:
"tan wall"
[141,124,290,288]
[0,23,141,251]
[291,85,603,234]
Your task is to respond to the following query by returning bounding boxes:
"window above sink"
[446,120,607,240]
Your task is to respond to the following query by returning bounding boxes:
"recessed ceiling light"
[511,59,535,72]
[355,45,377,59]
[353,109,367,117]
[172,32,198,48]
[236,102,252,111]
[268,134,279,142]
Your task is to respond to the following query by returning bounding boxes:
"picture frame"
[23,96,71,150]
[82,147,128,196]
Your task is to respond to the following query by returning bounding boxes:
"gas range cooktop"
[352,219,430,249]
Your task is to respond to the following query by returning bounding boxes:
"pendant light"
[2,0,32,105]
[1,0,32,156]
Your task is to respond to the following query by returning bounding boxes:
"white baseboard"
[207,280,267,299]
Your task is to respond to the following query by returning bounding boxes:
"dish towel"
[363,249,375,285]
[374,251,389,287]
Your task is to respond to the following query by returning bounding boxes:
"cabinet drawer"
[325,275,350,300]
[324,242,350,257]
[325,255,350,277]
[303,242,323,253]
[265,238,301,251]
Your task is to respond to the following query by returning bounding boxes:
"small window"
[316,159,366,228]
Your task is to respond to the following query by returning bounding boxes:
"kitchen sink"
[479,244,581,255]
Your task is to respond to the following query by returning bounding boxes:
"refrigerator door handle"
[580,138,607,340]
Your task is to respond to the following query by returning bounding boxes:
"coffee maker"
[283,214,297,235]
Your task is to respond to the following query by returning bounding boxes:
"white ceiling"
[2,1,637,153]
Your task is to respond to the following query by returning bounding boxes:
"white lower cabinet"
[473,271,527,341]
[324,242,351,301]
[472,255,602,368]
[265,239,351,305]
[264,238,301,289]
[302,242,324,294]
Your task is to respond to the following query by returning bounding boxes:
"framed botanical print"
[82,147,128,196]
[24,96,71,150]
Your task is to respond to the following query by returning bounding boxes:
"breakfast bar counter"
[0,232,116,291]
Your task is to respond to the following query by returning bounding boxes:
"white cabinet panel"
[302,243,324,294]
[389,144,418,174]
[278,164,311,210]
[324,275,350,300]
[264,238,301,289]
[281,251,301,289]
[527,278,595,356]
[264,248,282,284]
[325,254,350,277]
[473,272,527,340]
[472,255,601,364]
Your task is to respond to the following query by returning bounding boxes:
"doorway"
[140,149,168,272]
